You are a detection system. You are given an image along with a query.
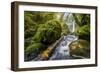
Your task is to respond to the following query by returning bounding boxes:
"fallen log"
[33,36,64,61]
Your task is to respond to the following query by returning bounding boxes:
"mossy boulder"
[69,40,90,58]
[25,43,47,55]
[33,20,62,44]
[24,13,38,38]
[24,38,34,50]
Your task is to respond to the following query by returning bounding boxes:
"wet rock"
[49,35,78,60]
[69,39,90,58]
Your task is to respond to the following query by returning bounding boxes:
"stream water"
[49,35,78,60]
[49,13,78,60]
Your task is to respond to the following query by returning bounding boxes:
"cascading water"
[49,13,78,60]
[66,13,77,33]
[49,35,78,60]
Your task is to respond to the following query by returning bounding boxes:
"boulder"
[69,39,90,58]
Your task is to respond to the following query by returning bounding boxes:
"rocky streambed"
[49,34,90,60]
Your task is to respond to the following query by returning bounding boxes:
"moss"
[69,40,90,58]
[24,12,38,38]
[25,43,47,55]
[33,20,62,44]
[76,24,90,41]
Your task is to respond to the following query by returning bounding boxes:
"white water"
[63,13,77,33]
[49,13,78,60]
[49,35,78,60]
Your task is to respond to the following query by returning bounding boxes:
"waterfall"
[72,20,76,33]
[63,13,76,33]
[63,12,70,22]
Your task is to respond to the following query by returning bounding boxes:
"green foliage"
[25,43,46,55]
[76,24,90,41]
[24,12,38,38]
[25,11,57,24]
[24,11,64,60]
[33,20,62,44]
[77,24,90,35]
[73,14,90,41]
[24,11,60,39]
[61,23,70,35]
[24,38,35,50]
[73,14,90,26]
[24,11,65,60]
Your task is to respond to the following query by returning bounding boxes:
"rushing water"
[49,13,78,60]
[63,13,77,33]
[49,35,78,60]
